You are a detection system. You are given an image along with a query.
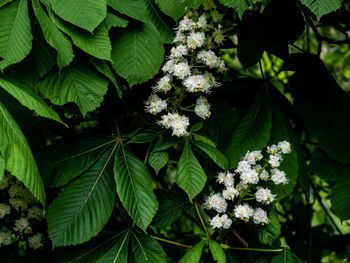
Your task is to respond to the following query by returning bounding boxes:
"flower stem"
[221,244,283,253]
[150,235,192,249]
[194,200,211,238]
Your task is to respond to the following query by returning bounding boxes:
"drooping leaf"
[218,0,263,18]
[96,231,130,263]
[37,63,108,117]
[47,146,116,247]
[0,102,45,205]
[208,240,226,263]
[176,141,207,201]
[49,10,111,60]
[0,0,32,70]
[149,151,168,174]
[300,0,342,20]
[32,0,74,69]
[111,22,164,87]
[152,190,190,227]
[50,0,106,32]
[178,241,206,263]
[102,12,129,30]
[155,0,204,21]
[114,143,158,231]
[131,232,166,263]
[0,76,64,125]
[224,91,272,169]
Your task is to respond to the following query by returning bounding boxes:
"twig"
[150,235,192,249]
[231,228,248,248]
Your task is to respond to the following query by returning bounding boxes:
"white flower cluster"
[145,6,227,136]
[204,141,292,229]
[0,174,45,250]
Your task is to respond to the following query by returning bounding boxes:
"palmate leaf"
[0,76,64,125]
[37,63,108,117]
[47,145,117,247]
[32,0,74,69]
[155,0,204,21]
[0,0,32,70]
[300,0,342,20]
[50,0,106,32]
[48,10,111,60]
[176,141,207,201]
[0,102,45,205]
[131,232,166,263]
[224,90,272,169]
[111,22,164,87]
[114,143,158,231]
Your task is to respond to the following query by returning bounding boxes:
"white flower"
[158,112,190,137]
[28,233,44,250]
[183,74,211,92]
[145,94,167,115]
[268,154,283,168]
[197,50,221,68]
[253,208,270,224]
[28,207,44,220]
[196,14,208,29]
[240,169,259,185]
[195,96,211,119]
[220,214,232,229]
[271,169,288,185]
[234,204,254,222]
[203,71,220,88]
[162,59,176,74]
[278,141,292,154]
[223,172,235,187]
[267,144,278,155]
[173,62,191,80]
[187,32,206,49]
[222,186,239,201]
[243,150,263,165]
[174,31,186,44]
[0,176,8,190]
[213,28,225,45]
[210,214,223,229]
[153,75,172,93]
[169,44,188,59]
[236,160,251,173]
[255,187,276,204]
[0,203,11,219]
[178,17,195,32]
[218,60,227,72]
[259,169,269,180]
[204,193,227,213]
[216,172,226,184]
[13,217,31,232]
[0,232,13,246]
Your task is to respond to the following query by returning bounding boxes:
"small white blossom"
[169,45,188,59]
[213,28,225,45]
[268,154,283,168]
[234,204,254,222]
[216,172,226,184]
[240,169,259,185]
[0,232,13,246]
[162,59,176,74]
[259,169,269,180]
[196,14,208,29]
[158,112,190,137]
[222,186,239,201]
[218,60,227,72]
[220,214,232,229]
[271,169,288,185]
[197,50,221,68]
[173,62,191,80]
[183,74,211,92]
[223,172,235,187]
[28,233,44,250]
[0,203,11,219]
[195,96,211,119]
[203,71,220,89]
[236,160,251,173]
[253,208,270,224]
[145,94,167,115]
[278,141,292,154]
[28,207,44,220]
[13,217,31,232]
[243,150,263,165]
[178,17,195,32]
[204,193,227,213]
[187,31,206,49]
[255,187,276,204]
[153,75,172,93]
[267,144,278,155]
[210,214,223,229]
[174,31,186,44]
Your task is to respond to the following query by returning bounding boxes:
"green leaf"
[224,91,272,169]
[0,156,5,181]
[114,143,158,231]
[152,190,190,227]
[152,137,180,152]
[128,133,158,144]
[96,231,130,263]
[331,176,350,221]
[102,12,129,30]
[271,248,303,263]
[176,141,207,201]
[0,0,13,8]
[192,133,216,147]
[50,0,106,32]
[49,10,111,60]
[218,0,263,18]
[47,146,116,247]
[0,76,64,125]
[32,0,74,69]
[107,0,147,22]
[191,140,229,170]
[149,151,168,174]
[0,102,45,205]
[0,0,32,70]
[37,63,108,117]
[131,232,166,263]
[111,22,164,87]
[258,209,281,245]
[155,0,204,21]
[208,240,226,263]
[178,241,206,263]
[300,0,342,20]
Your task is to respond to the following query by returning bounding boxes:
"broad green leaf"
[0,102,45,205]
[103,12,129,30]
[131,232,166,263]
[49,10,111,60]
[331,175,350,221]
[151,137,179,152]
[114,144,158,231]
[224,91,272,169]
[178,241,206,263]
[192,133,216,147]
[50,0,106,32]
[208,240,226,263]
[149,151,168,174]
[111,22,164,86]
[300,0,342,20]
[0,77,64,125]
[39,137,116,187]
[128,133,158,144]
[32,0,74,69]
[89,57,122,98]
[152,190,190,227]
[0,0,13,8]
[0,155,4,181]
[271,248,303,263]
[107,0,147,22]
[191,140,229,170]
[218,0,263,18]
[155,0,204,21]
[96,231,129,263]
[48,146,116,247]
[37,63,108,117]
[176,141,207,201]
[0,0,32,70]
[258,209,281,245]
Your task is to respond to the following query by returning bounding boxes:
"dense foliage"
[0,0,350,262]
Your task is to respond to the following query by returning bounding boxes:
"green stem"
[194,200,211,238]
[150,235,192,249]
[144,142,153,164]
[221,245,283,253]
